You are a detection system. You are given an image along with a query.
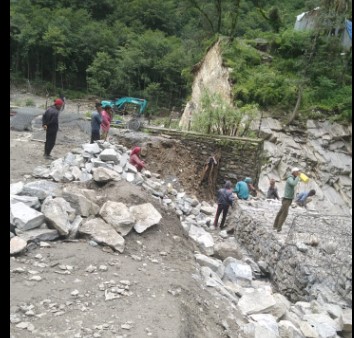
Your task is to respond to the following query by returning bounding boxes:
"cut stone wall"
[112,126,264,187]
[230,199,352,306]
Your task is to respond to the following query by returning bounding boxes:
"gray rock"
[99,149,120,163]
[10,181,24,195]
[82,143,101,154]
[16,228,60,242]
[92,167,121,182]
[299,321,319,338]
[10,202,45,231]
[69,215,83,239]
[100,202,135,236]
[21,180,61,200]
[249,314,280,336]
[214,239,244,260]
[303,314,339,338]
[278,320,304,338]
[130,203,162,234]
[188,225,215,256]
[341,308,352,332]
[238,290,277,316]
[62,187,100,217]
[32,166,51,178]
[195,253,225,279]
[223,257,253,286]
[10,236,27,255]
[79,218,125,253]
[10,194,41,209]
[41,197,75,236]
[239,322,279,338]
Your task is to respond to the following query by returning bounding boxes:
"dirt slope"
[10,127,233,338]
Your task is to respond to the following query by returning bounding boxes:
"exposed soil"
[10,92,233,338]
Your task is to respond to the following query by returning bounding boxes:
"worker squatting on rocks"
[234,177,257,200]
[267,178,280,200]
[296,189,316,208]
[130,146,146,172]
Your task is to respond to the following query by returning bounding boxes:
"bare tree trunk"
[286,87,303,126]
[188,0,215,33]
[229,0,242,41]
[257,110,264,137]
[215,0,222,33]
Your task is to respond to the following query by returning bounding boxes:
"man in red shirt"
[130,146,146,172]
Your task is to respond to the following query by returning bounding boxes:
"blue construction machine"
[101,97,147,116]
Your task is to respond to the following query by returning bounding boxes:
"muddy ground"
[10,92,234,337]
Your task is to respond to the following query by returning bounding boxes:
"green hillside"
[10,0,352,122]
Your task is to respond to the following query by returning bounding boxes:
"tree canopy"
[10,0,352,122]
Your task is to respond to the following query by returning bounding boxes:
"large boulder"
[79,218,125,253]
[100,201,135,236]
[130,203,162,234]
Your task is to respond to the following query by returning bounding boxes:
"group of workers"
[42,98,146,173]
[91,101,113,143]
[214,168,316,232]
[43,99,315,234]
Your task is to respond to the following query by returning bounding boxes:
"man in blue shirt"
[213,181,235,229]
[91,102,102,143]
[296,189,316,208]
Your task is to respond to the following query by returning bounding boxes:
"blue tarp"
[345,20,352,40]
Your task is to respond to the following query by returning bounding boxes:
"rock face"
[254,118,352,216]
[179,39,233,129]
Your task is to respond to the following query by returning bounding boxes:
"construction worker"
[42,98,64,160]
[273,167,301,233]
[213,181,235,229]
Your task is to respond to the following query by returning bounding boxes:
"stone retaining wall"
[111,125,264,187]
[231,199,352,306]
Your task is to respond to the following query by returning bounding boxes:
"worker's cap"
[54,98,64,106]
[291,167,300,173]
[244,177,252,183]
[224,181,232,189]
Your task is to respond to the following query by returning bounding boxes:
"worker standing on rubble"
[42,98,64,160]
[273,167,301,233]
[91,102,102,143]
[101,104,113,142]
[213,181,235,229]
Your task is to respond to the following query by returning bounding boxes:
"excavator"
[101,97,148,131]
[101,97,147,116]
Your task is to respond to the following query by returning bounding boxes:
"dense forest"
[10,0,352,122]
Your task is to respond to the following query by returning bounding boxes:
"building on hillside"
[294,7,320,31]
[342,19,352,50]
[294,8,352,50]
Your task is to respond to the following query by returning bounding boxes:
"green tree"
[86,51,116,97]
